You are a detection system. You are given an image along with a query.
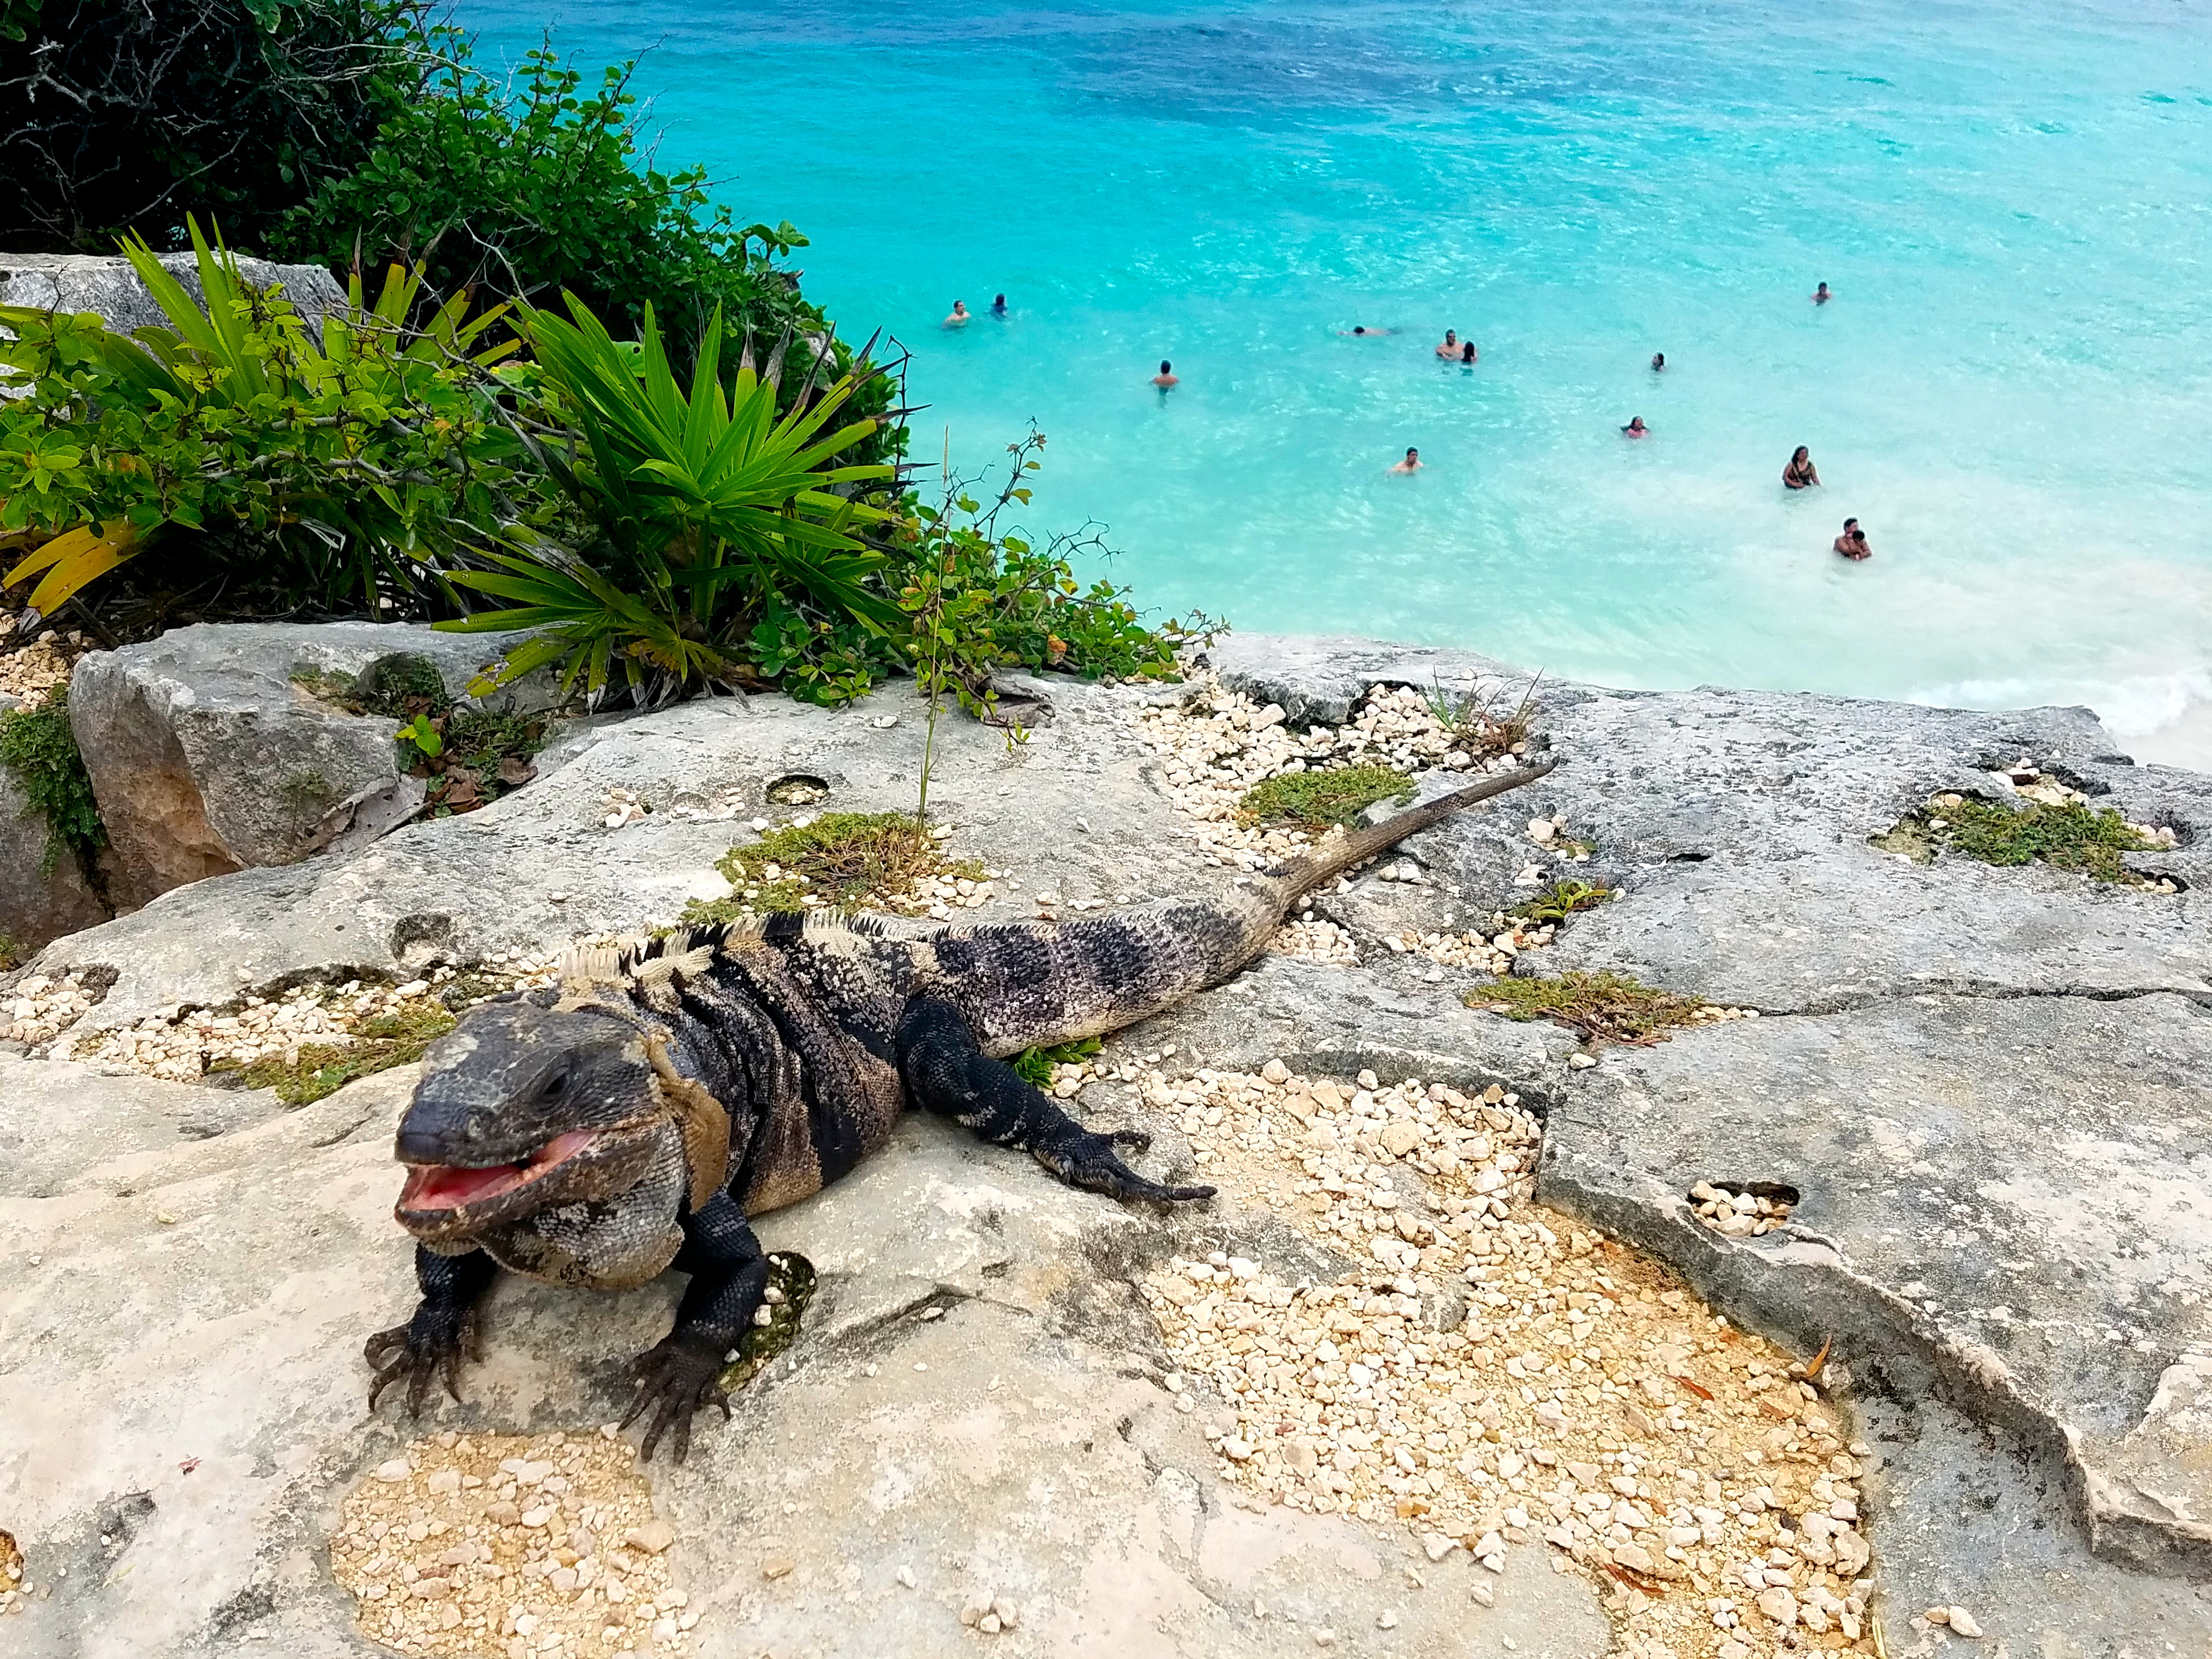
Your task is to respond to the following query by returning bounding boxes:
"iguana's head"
[393,998,672,1244]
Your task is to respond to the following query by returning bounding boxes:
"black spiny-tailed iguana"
[368,759,1556,1459]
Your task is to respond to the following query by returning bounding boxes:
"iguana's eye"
[541,1068,570,1099]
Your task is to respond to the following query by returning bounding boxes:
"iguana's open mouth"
[398,1129,601,1212]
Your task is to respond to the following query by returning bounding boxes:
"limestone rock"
[0,250,346,345]
[66,622,535,906]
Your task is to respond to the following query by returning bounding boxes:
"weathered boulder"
[0,1060,1612,1659]
[0,250,347,342]
[66,622,539,908]
[1542,993,2212,1583]
[0,692,109,953]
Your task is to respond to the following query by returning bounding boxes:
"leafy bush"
[0,690,105,879]
[1,0,417,253]
[754,430,1216,712]
[272,37,859,393]
[0,223,529,631]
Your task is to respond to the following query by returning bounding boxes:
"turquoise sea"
[466,0,2212,763]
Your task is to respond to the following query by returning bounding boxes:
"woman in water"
[1783,447,1821,489]
[1622,416,1650,438]
[1459,341,1478,365]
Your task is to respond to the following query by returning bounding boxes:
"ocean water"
[465,0,2212,763]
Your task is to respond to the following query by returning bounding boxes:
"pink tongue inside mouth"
[400,1130,599,1212]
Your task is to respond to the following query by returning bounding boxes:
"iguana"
[368,759,1556,1459]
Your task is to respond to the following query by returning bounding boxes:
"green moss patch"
[1511,879,1613,924]
[717,1251,818,1394]
[1877,793,2164,885]
[217,1003,456,1106]
[1239,765,1412,830]
[684,812,987,923]
[1465,970,1706,1046]
[0,691,105,879]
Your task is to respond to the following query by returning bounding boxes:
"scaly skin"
[368,759,1558,1458]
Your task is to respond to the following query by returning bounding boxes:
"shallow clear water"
[466,0,2212,762]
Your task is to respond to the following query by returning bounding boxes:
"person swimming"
[1434,330,1459,359]
[1152,359,1179,389]
[1339,325,1400,336]
[1813,281,1832,305]
[1622,416,1650,438]
[991,294,1008,316]
[943,300,971,328]
[1784,446,1821,489]
[1390,447,1423,473]
[1459,341,1478,365]
[1651,352,1666,371]
[1833,518,1871,560]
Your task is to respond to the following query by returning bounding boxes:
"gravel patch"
[330,1429,693,1659]
[1135,1060,1878,1658]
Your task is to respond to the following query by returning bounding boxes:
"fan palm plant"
[440,293,894,704]
[1,215,518,626]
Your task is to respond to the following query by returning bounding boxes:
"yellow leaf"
[7,519,143,613]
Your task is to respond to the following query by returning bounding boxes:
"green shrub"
[1511,879,1613,924]
[0,691,104,879]
[1239,765,1410,830]
[0,0,416,254]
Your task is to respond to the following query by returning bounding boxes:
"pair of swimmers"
[1781,450,1872,556]
[941,296,1011,328]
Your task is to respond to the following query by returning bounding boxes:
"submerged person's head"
[1793,446,1810,464]
[1406,447,1419,461]
[1444,330,1457,343]
[1461,343,1475,362]
[1652,352,1664,369]
[1160,359,1172,374]
[1843,517,1859,533]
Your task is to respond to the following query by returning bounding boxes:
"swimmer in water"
[991,294,1008,316]
[943,300,971,328]
[1460,341,1478,364]
[1651,352,1666,371]
[1783,446,1821,489]
[1813,281,1832,305]
[1833,518,1871,560]
[1434,330,1459,359]
[1339,325,1400,336]
[1390,447,1423,474]
[1622,416,1650,438]
[1152,359,1179,389]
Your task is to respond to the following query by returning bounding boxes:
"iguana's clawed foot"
[623,1334,731,1464]
[1037,1129,1215,1204]
[365,1307,482,1417]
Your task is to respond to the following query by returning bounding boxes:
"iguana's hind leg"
[366,1245,497,1416]
[898,996,1215,1204]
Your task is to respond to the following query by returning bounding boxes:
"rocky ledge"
[3,633,2208,1658]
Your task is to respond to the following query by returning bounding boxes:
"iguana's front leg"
[620,1190,768,1463]
[898,997,1216,1204]
[365,1245,498,1416]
